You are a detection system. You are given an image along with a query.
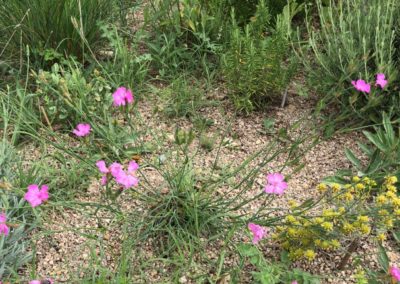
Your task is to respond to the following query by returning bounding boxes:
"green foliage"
[124,123,311,256]
[333,113,400,184]
[144,0,222,78]
[275,176,400,268]
[237,243,320,283]
[32,60,113,126]
[0,85,41,144]
[298,0,400,124]
[155,77,206,118]
[100,26,151,91]
[222,0,299,113]
[0,139,33,278]
[0,0,115,67]
[199,133,216,151]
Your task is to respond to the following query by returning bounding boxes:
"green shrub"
[0,0,115,67]
[298,0,400,125]
[221,0,299,113]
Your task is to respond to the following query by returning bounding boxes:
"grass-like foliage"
[332,113,400,185]
[122,121,313,257]
[0,139,33,278]
[154,76,207,118]
[0,0,115,67]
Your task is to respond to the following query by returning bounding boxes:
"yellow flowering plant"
[273,175,400,269]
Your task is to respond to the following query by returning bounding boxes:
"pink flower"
[24,184,49,207]
[112,87,134,107]
[248,223,266,244]
[29,280,53,284]
[128,161,139,173]
[101,175,108,185]
[351,79,371,93]
[72,123,91,137]
[264,173,287,195]
[376,73,388,89]
[0,212,10,236]
[109,162,123,178]
[115,171,139,189]
[96,160,139,189]
[291,282,298,284]
[96,160,109,174]
[390,266,400,281]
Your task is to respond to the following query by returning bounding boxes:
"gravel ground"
[27,89,399,283]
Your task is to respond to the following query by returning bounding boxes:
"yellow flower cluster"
[276,175,399,262]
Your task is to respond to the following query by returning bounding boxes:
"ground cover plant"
[1,0,400,283]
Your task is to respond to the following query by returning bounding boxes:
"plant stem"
[337,239,359,270]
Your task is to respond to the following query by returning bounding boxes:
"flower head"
[109,162,123,178]
[291,282,298,284]
[112,87,134,107]
[390,266,400,281]
[0,212,9,236]
[114,171,139,189]
[351,79,371,93]
[72,123,91,137]
[101,175,108,186]
[29,281,41,284]
[96,160,139,189]
[376,73,388,89]
[24,184,49,207]
[264,173,287,195]
[96,160,109,174]
[248,223,266,244]
[128,161,139,173]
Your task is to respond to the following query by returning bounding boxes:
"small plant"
[222,0,299,112]
[118,121,313,256]
[156,77,206,118]
[332,113,400,184]
[32,60,112,126]
[199,133,216,151]
[237,243,320,283]
[144,0,222,78]
[274,175,400,269]
[174,127,195,147]
[100,25,151,91]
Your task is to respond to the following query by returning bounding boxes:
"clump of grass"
[155,77,207,118]
[199,133,216,151]
[0,0,115,67]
